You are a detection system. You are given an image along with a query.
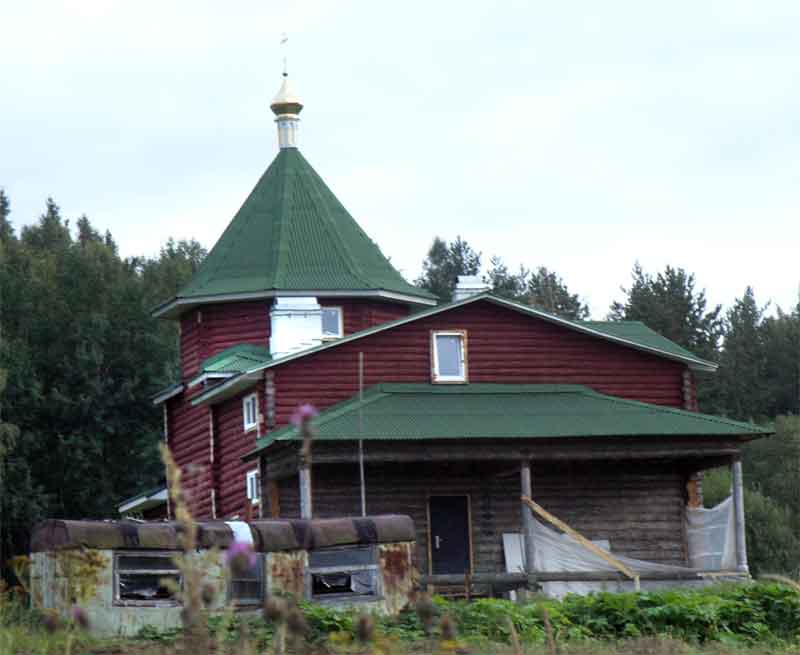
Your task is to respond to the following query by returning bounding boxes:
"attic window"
[243,393,258,431]
[246,469,260,505]
[229,554,264,605]
[321,307,343,339]
[431,330,468,383]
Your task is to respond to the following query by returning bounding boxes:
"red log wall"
[179,299,410,379]
[270,301,689,428]
[166,387,213,518]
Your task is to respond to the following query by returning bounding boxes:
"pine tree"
[526,267,589,320]
[718,287,768,420]
[416,236,481,302]
[610,263,723,362]
[0,189,13,244]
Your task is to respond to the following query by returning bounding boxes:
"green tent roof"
[156,149,435,317]
[247,383,769,456]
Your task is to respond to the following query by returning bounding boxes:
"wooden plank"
[521,496,640,589]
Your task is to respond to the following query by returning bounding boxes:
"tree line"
[0,198,798,575]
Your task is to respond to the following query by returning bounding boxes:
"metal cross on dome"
[280,33,289,77]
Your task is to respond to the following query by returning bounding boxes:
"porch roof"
[246,384,770,458]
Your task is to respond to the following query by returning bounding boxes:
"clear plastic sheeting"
[686,496,736,571]
[503,496,737,598]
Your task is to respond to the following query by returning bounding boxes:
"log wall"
[271,301,691,428]
[277,460,689,572]
[166,388,213,518]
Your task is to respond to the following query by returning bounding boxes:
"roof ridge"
[269,151,291,288]
[300,155,373,289]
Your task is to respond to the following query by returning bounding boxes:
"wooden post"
[731,458,749,573]
[520,461,537,587]
[299,466,312,519]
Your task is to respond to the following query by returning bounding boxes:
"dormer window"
[431,330,468,383]
[243,393,258,432]
[321,307,343,340]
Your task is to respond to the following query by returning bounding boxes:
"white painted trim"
[246,469,261,504]
[243,393,259,431]
[321,305,344,340]
[152,288,437,318]
[431,331,467,383]
[187,372,235,389]
[118,488,168,515]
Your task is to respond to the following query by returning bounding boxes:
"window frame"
[321,306,344,340]
[246,468,260,505]
[228,552,265,606]
[242,393,259,432]
[113,551,182,607]
[306,545,381,603]
[430,330,468,384]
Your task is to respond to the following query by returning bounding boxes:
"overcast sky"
[2,1,799,318]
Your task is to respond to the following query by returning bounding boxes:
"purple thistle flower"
[291,403,318,428]
[227,540,257,578]
[72,605,90,629]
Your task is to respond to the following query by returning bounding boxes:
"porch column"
[520,460,537,584]
[731,458,749,573]
[299,466,312,519]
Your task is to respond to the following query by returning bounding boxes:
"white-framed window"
[246,468,260,505]
[229,553,264,605]
[431,330,468,383]
[307,546,380,601]
[114,551,182,606]
[321,306,344,339]
[243,393,258,431]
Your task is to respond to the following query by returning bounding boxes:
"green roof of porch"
[247,383,770,457]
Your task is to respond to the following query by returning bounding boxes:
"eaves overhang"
[152,383,184,406]
[152,288,438,320]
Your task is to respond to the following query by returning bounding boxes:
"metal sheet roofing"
[200,344,272,374]
[247,383,769,456]
[156,148,435,316]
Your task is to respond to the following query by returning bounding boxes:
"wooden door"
[428,495,471,574]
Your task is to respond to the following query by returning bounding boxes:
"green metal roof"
[200,344,272,375]
[156,148,435,317]
[583,321,703,363]
[247,383,769,456]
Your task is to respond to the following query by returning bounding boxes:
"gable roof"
[244,383,769,458]
[193,292,718,407]
[154,148,436,318]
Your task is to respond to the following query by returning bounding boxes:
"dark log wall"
[166,388,213,519]
[271,301,690,427]
[178,299,409,379]
[179,312,202,380]
[214,381,265,518]
[200,301,270,366]
[277,461,689,572]
[320,299,410,335]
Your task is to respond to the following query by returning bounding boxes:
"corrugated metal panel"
[253,384,765,452]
